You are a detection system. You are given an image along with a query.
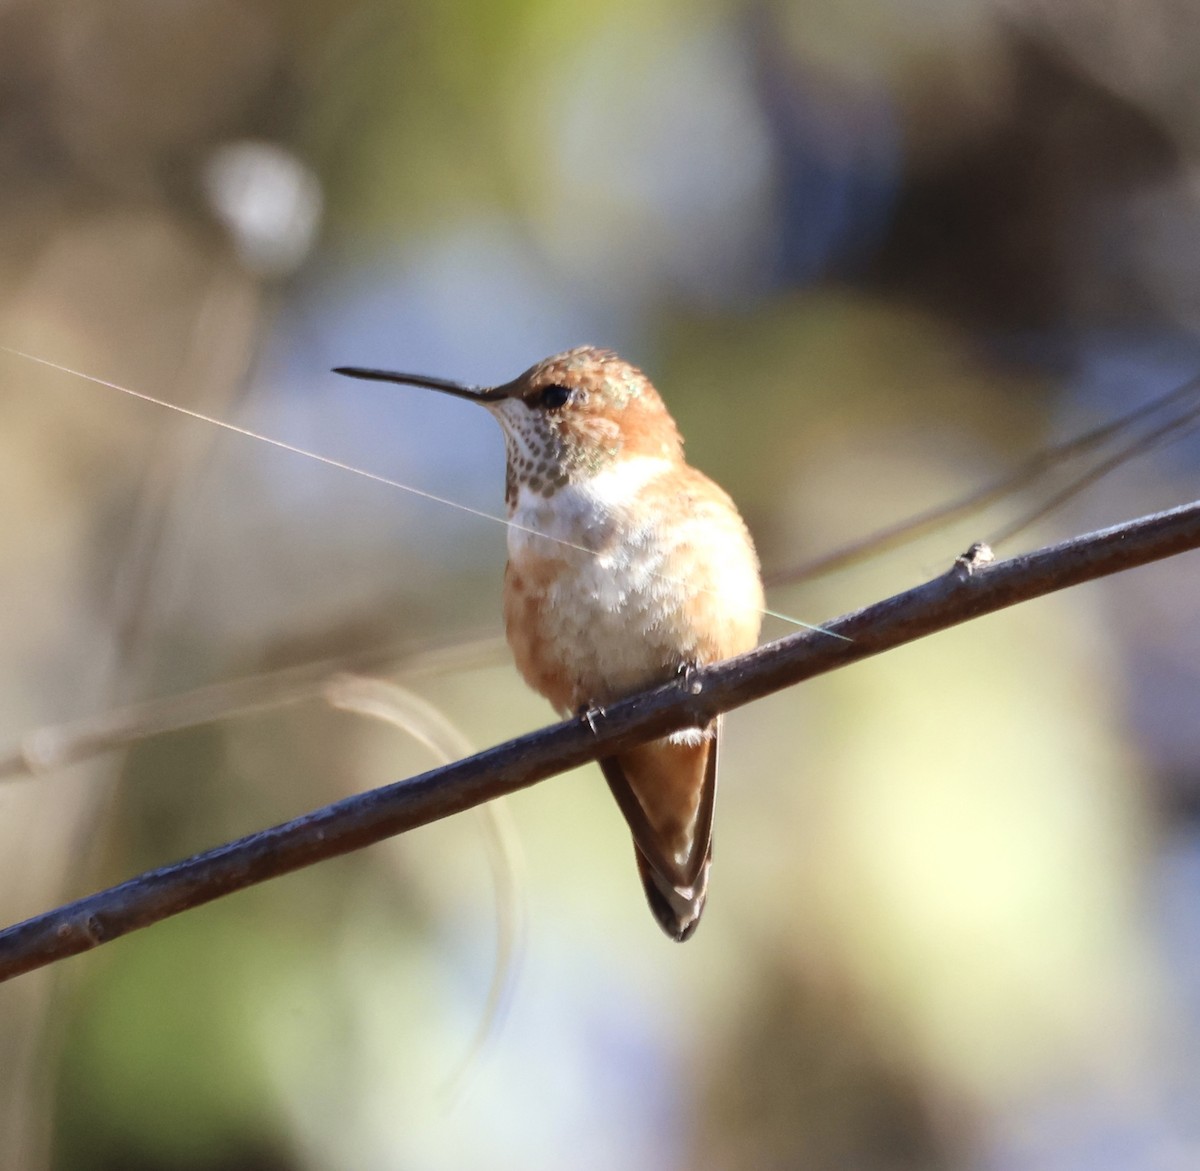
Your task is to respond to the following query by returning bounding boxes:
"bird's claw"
[676,661,702,695]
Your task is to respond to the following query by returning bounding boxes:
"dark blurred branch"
[2,500,1199,981]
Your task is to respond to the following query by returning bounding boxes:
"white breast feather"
[507,456,758,703]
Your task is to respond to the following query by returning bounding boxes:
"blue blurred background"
[2,1,1200,1168]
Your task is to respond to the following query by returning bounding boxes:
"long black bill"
[332,366,505,403]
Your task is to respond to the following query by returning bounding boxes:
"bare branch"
[1,500,1198,981]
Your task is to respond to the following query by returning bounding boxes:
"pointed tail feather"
[635,845,710,941]
[599,722,720,941]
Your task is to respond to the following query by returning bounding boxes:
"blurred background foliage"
[0,0,1199,1167]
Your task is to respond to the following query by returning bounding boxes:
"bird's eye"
[536,385,572,410]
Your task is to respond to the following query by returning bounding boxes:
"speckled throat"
[492,401,614,511]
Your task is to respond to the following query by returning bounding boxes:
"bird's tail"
[635,843,710,941]
[600,723,719,942]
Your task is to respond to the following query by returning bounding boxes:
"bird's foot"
[576,702,606,735]
[676,660,702,695]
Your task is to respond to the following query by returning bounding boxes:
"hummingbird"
[334,347,764,940]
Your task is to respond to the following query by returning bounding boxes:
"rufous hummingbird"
[334,347,764,940]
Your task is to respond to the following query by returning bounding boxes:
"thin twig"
[0,633,507,780]
[764,372,1200,586]
[323,673,525,1095]
[1,499,1199,982]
